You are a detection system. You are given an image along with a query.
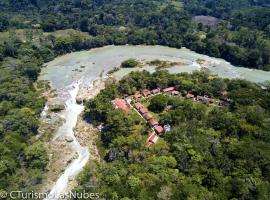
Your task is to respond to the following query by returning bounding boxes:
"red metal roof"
[149,119,159,126]
[134,94,142,99]
[135,102,144,110]
[144,113,153,120]
[143,91,151,97]
[149,134,159,143]
[208,98,215,103]
[140,107,148,114]
[147,133,159,145]
[163,87,174,92]
[155,126,164,134]
[219,100,225,105]
[151,88,160,94]
[196,96,204,100]
[112,98,130,111]
[186,93,194,98]
[172,90,180,95]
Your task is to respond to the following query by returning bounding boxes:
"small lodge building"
[147,133,159,145]
[208,98,215,104]
[219,100,226,106]
[196,95,205,101]
[186,93,195,99]
[112,98,130,112]
[139,107,148,115]
[135,102,144,110]
[134,94,143,99]
[154,125,164,135]
[144,113,153,120]
[163,87,174,93]
[151,88,160,94]
[172,90,180,96]
[143,91,151,97]
[149,119,159,126]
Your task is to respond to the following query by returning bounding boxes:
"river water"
[39,45,270,199]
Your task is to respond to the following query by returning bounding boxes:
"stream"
[44,80,89,200]
[39,45,270,199]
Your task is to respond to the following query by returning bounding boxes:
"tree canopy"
[79,70,270,199]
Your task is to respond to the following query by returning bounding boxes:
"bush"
[121,59,139,68]
[24,142,49,170]
[149,94,168,112]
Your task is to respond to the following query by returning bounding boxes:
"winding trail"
[45,80,90,200]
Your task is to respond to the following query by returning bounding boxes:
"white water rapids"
[45,80,90,200]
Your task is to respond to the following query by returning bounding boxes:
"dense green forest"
[1,0,270,70]
[79,70,270,199]
[0,0,270,197]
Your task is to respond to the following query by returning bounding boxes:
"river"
[38,45,270,199]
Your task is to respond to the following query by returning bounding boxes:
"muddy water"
[40,46,270,88]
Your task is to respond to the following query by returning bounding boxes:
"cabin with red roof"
[149,119,159,126]
[112,98,130,111]
[186,93,195,99]
[144,113,153,120]
[147,133,159,145]
[163,87,174,93]
[134,94,142,99]
[172,91,180,96]
[151,88,160,94]
[219,100,226,106]
[196,96,204,101]
[208,98,215,103]
[135,102,144,110]
[154,126,164,134]
[143,91,151,97]
[139,107,148,114]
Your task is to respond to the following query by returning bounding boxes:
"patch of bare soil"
[74,79,105,161]
[75,116,100,161]
[41,137,78,193]
[193,15,220,26]
[76,78,105,103]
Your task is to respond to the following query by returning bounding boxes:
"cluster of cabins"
[111,98,165,146]
[133,86,226,106]
[134,102,165,145]
[112,86,180,146]
[186,92,227,106]
[134,87,180,99]
[112,85,228,146]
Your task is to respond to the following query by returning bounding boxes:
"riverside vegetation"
[0,0,270,198]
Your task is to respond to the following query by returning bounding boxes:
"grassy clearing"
[0,28,90,45]
[157,0,183,11]
[0,29,43,44]
[43,29,90,38]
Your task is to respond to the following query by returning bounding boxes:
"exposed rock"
[49,103,65,112]
[76,97,83,104]
[65,136,74,142]
[76,79,105,102]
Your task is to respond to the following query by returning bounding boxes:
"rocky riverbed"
[38,79,104,195]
